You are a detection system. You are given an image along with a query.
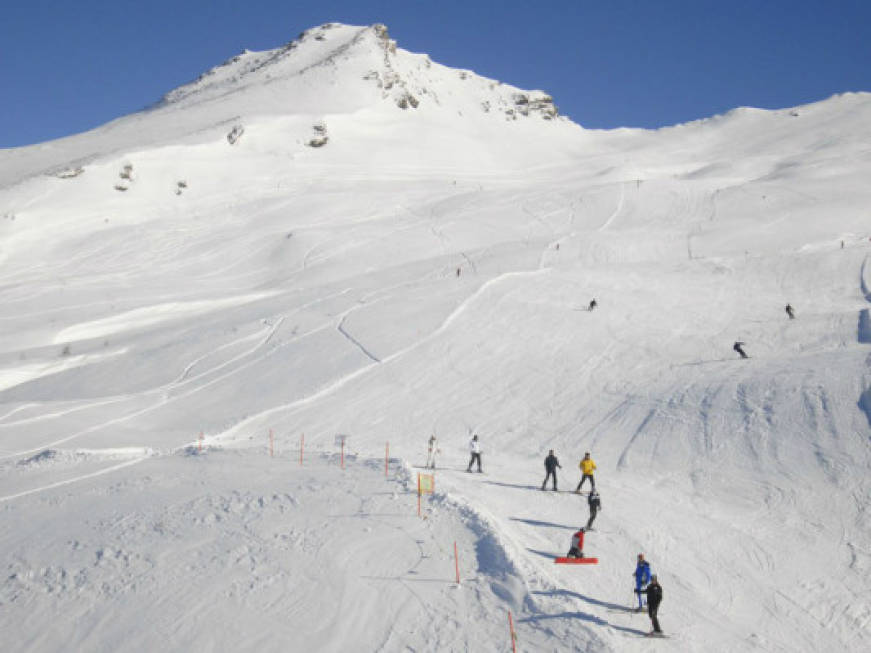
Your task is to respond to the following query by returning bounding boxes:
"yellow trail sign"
[418,473,435,495]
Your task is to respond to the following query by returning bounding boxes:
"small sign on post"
[335,434,349,469]
[417,472,434,517]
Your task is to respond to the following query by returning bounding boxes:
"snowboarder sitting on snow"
[541,449,561,491]
[733,341,748,359]
[466,434,482,473]
[426,435,440,469]
[633,553,652,609]
[567,527,586,558]
[785,303,795,319]
[636,574,663,634]
[575,452,597,492]
[586,490,601,529]
[588,298,597,311]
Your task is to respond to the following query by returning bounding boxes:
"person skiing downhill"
[426,435,440,469]
[588,298,598,311]
[541,450,561,491]
[733,341,748,359]
[575,452,596,493]
[633,553,652,610]
[637,575,664,635]
[785,303,795,319]
[586,490,601,529]
[466,434,482,473]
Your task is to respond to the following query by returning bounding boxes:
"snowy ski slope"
[0,23,869,652]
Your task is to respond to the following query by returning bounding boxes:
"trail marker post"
[269,429,274,458]
[385,442,389,478]
[335,434,349,469]
[299,433,304,465]
[454,541,460,585]
[417,472,434,517]
[198,432,203,453]
[508,610,517,653]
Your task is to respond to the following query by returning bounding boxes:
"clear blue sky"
[1,0,869,147]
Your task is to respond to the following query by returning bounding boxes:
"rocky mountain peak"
[158,23,561,123]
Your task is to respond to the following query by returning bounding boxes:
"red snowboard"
[554,557,599,564]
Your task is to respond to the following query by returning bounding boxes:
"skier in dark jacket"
[541,450,561,491]
[586,490,601,529]
[588,298,598,311]
[785,303,795,319]
[733,341,748,359]
[637,575,663,634]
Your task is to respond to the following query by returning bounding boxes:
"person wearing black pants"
[541,450,561,490]
[575,452,597,493]
[638,575,663,635]
[586,490,601,529]
[466,434,482,473]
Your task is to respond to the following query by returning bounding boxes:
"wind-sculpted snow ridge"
[0,448,567,652]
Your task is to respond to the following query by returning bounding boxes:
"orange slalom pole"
[508,610,517,653]
[454,541,460,585]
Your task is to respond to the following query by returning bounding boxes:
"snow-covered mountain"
[1,22,869,653]
[0,23,565,189]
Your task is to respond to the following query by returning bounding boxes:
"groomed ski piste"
[1,23,870,652]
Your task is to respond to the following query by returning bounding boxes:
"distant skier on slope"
[733,341,748,359]
[586,490,601,530]
[588,298,598,311]
[575,452,597,492]
[567,527,586,558]
[541,449,561,491]
[785,303,795,319]
[426,435,440,469]
[466,434,483,473]
[633,553,652,610]
[637,575,664,635]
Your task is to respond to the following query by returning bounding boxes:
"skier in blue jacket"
[633,553,652,610]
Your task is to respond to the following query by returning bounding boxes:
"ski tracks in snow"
[597,182,626,233]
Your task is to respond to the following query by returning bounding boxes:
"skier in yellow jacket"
[575,452,597,493]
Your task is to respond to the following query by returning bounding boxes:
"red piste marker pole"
[385,442,389,478]
[454,541,460,585]
[198,431,203,453]
[508,610,517,653]
[269,429,274,458]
